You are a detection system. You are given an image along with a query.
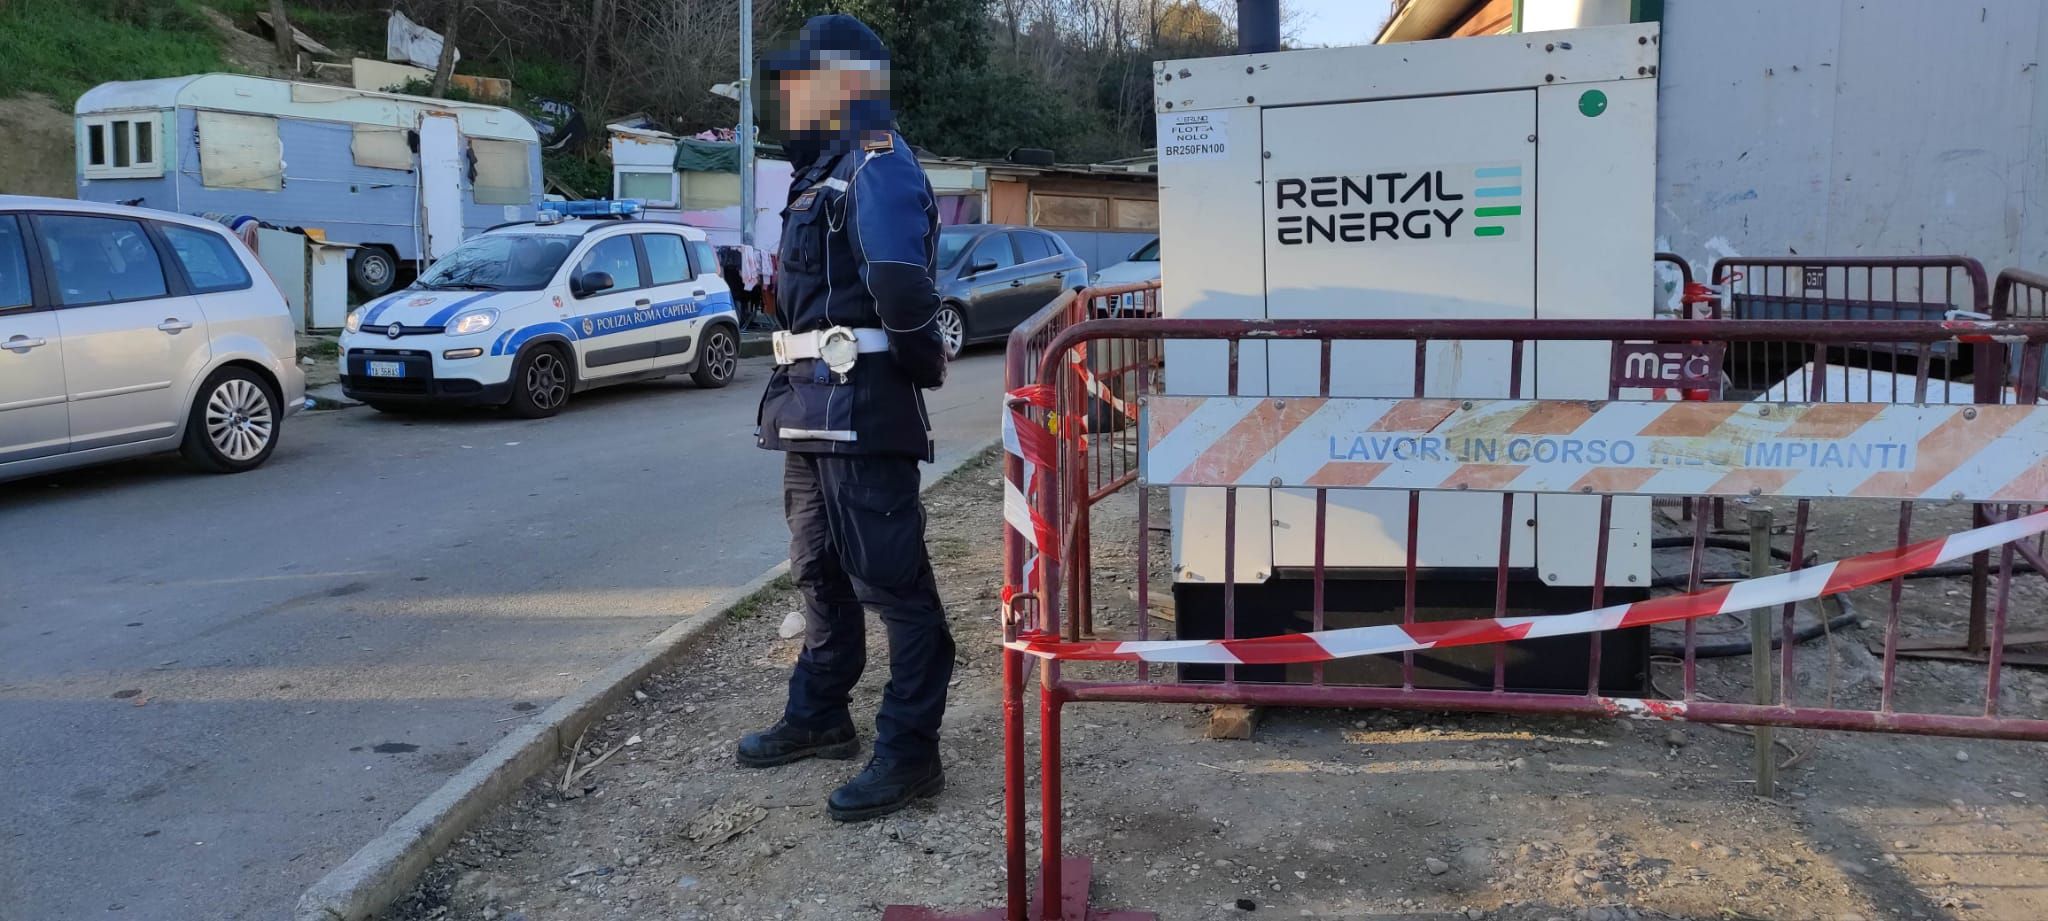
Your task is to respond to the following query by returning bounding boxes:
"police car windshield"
[1130,239,1159,261]
[416,234,572,291]
[936,227,978,269]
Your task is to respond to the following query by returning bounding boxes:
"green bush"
[545,153,613,201]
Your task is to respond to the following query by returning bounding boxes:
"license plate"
[367,361,405,379]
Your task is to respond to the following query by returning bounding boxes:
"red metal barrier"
[971,310,2048,921]
[945,282,1161,921]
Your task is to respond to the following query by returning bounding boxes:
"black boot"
[735,719,859,768]
[827,756,944,822]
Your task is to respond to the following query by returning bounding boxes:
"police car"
[338,203,741,417]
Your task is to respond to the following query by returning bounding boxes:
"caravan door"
[418,113,466,264]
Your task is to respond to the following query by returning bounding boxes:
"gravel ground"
[386,451,2048,921]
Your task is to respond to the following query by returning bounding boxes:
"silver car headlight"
[344,308,363,333]
[445,308,500,336]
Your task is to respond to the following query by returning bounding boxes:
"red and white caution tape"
[1008,509,2048,664]
[1001,385,1060,614]
[1067,341,1140,427]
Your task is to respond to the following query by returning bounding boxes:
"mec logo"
[1612,343,1724,392]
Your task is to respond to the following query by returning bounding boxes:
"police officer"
[736,14,955,824]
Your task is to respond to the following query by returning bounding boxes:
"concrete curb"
[293,437,1000,921]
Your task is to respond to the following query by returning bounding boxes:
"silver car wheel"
[205,378,274,462]
[936,306,965,359]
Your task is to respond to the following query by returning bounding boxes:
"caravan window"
[197,111,283,191]
[470,138,531,206]
[680,171,742,210]
[618,171,675,205]
[81,114,165,180]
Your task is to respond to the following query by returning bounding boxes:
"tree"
[431,0,464,97]
[268,0,295,67]
[777,0,1001,150]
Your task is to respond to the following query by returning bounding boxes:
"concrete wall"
[1657,0,2048,297]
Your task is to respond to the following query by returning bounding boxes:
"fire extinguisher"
[1674,274,1733,401]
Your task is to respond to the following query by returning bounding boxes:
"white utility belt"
[772,326,890,375]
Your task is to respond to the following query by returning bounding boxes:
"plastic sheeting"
[673,138,740,173]
[386,10,458,71]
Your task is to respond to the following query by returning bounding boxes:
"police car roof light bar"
[538,199,646,219]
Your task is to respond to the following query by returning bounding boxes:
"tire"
[179,366,280,473]
[349,248,398,298]
[692,324,740,388]
[506,344,571,418]
[935,303,967,361]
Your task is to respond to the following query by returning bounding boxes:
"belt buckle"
[771,330,793,365]
[817,326,859,376]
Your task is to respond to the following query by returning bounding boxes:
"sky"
[1288,0,1395,48]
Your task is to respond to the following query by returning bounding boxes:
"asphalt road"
[0,350,1005,921]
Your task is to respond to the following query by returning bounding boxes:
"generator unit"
[1155,24,1661,690]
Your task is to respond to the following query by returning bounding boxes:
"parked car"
[0,196,306,483]
[338,213,740,417]
[1089,236,1160,315]
[933,224,1088,359]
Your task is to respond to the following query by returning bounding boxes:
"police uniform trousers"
[781,450,955,762]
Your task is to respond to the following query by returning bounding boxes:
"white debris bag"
[386,10,459,70]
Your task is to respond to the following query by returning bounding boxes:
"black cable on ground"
[1647,594,1860,658]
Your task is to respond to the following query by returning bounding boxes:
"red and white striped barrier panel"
[1008,509,2048,664]
[1142,395,2048,502]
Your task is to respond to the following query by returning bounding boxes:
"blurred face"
[775,63,889,134]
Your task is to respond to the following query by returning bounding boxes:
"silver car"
[0,196,305,482]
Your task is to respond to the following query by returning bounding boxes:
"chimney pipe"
[1238,0,1280,54]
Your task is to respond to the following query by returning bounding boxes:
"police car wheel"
[692,325,739,389]
[935,304,966,360]
[508,345,571,418]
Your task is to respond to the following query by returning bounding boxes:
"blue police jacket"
[756,128,947,460]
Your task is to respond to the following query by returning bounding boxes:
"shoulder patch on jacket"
[862,133,895,153]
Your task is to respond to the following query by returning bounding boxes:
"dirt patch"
[386,450,2048,921]
[298,332,341,391]
[197,6,294,80]
[0,94,79,198]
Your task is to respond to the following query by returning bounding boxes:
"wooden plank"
[1892,630,2048,652]
[1887,647,2048,668]
[1125,585,1176,623]
[1205,705,1260,741]
[257,12,337,58]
